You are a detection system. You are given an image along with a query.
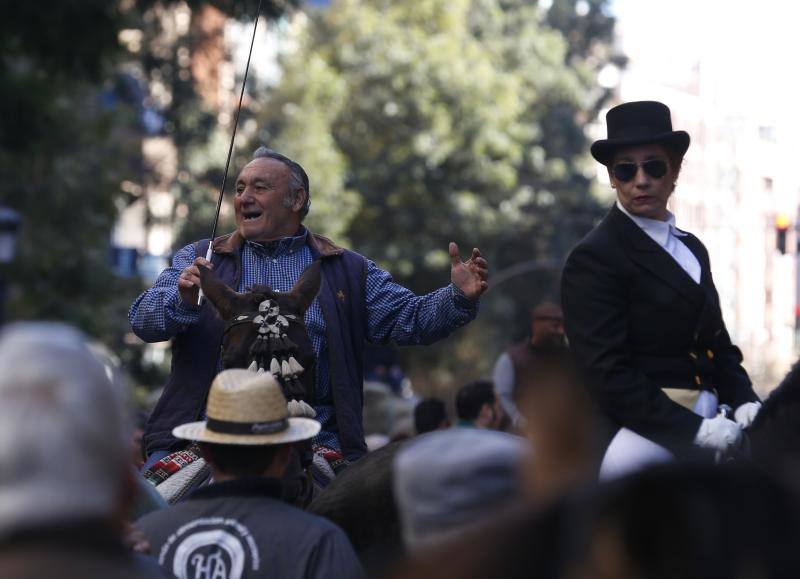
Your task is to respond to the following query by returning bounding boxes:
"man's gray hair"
[252,147,311,218]
[0,323,129,533]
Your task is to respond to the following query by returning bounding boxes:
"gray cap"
[0,323,129,535]
[393,428,527,550]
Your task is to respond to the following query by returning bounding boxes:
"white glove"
[693,414,742,451]
[733,401,761,428]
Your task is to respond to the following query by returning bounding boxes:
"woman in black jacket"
[561,101,761,477]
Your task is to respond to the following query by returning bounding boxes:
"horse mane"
[748,358,800,468]
[752,359,800,426]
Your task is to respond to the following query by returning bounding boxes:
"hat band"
[610,125,672,140]
[206,416,289,435]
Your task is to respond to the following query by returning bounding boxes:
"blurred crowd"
[1,311,799,579]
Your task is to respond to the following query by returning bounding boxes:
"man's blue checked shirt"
[129,229,478,450]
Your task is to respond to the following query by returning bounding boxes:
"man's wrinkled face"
[609,143,677,221]
[234,158,301,242]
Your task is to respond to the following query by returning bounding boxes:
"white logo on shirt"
[159,518,259,579]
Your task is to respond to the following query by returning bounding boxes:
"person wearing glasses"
[561,101,761,478]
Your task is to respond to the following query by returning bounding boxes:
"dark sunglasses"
[612,159,669,182]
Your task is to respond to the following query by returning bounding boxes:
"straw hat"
[173,369,320,445]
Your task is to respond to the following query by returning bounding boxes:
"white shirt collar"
[616,200,687,248]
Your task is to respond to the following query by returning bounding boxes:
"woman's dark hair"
[666,147,685,180]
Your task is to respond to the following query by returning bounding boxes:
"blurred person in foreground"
[561,101,761,477]
[572,463,800,579]
[492,302,566,427]
[129,147,488,470]
[0,323,157,579]
[393,428,527,553]
[413,397,450,434]
[454,380,505,430]
[392,463,800,579]
[388,350,602,579]
[392,354,800,579]
[513,347,602,505]
[136,368,364,579]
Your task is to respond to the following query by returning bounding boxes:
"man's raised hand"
[178,257,213,305]
[449,242,489,301]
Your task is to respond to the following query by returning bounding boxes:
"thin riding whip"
[198,0,263,305]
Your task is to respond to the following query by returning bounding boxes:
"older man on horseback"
[130,147,489,473]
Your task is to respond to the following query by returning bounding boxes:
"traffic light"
[776,214,790,254]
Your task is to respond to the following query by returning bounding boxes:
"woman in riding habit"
[561,101,761,477]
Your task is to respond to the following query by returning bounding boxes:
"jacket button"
[706,349,714,359]
[695,375,702,385]
[689,352,698,360]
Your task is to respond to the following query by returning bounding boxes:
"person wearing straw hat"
[136,369,364,579]
[561,101,761,476]
[130,147,488,470]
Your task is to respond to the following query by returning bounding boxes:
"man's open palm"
[450,242,489,301]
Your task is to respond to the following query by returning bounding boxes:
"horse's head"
[198,261,322,412]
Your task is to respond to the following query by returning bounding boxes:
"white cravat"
[616,201,701,284]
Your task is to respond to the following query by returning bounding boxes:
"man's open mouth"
[242,210,263,221]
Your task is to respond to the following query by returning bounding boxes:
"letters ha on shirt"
[158,517,259,579]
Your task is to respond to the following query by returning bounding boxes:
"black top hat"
[590,101,690,166]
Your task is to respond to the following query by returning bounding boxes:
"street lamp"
[0,206,21,326]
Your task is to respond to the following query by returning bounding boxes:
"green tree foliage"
[258,0,616,389]
[126,0,301,251]
[115,0,299,389]
[0,0,297,363]
[0,0,141,342]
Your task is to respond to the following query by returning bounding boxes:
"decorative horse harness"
[223,297,317,417]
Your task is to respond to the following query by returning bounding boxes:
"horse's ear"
[198,264,246,320]
[290,260,322,314]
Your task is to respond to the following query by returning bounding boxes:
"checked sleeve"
[364,260,478,346]
[128,243,203,343]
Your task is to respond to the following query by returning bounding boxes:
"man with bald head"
[492,302,566,427]
[130,147,489,471]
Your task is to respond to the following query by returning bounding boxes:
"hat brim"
[172,417,321,446]
[591,130,690,165]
